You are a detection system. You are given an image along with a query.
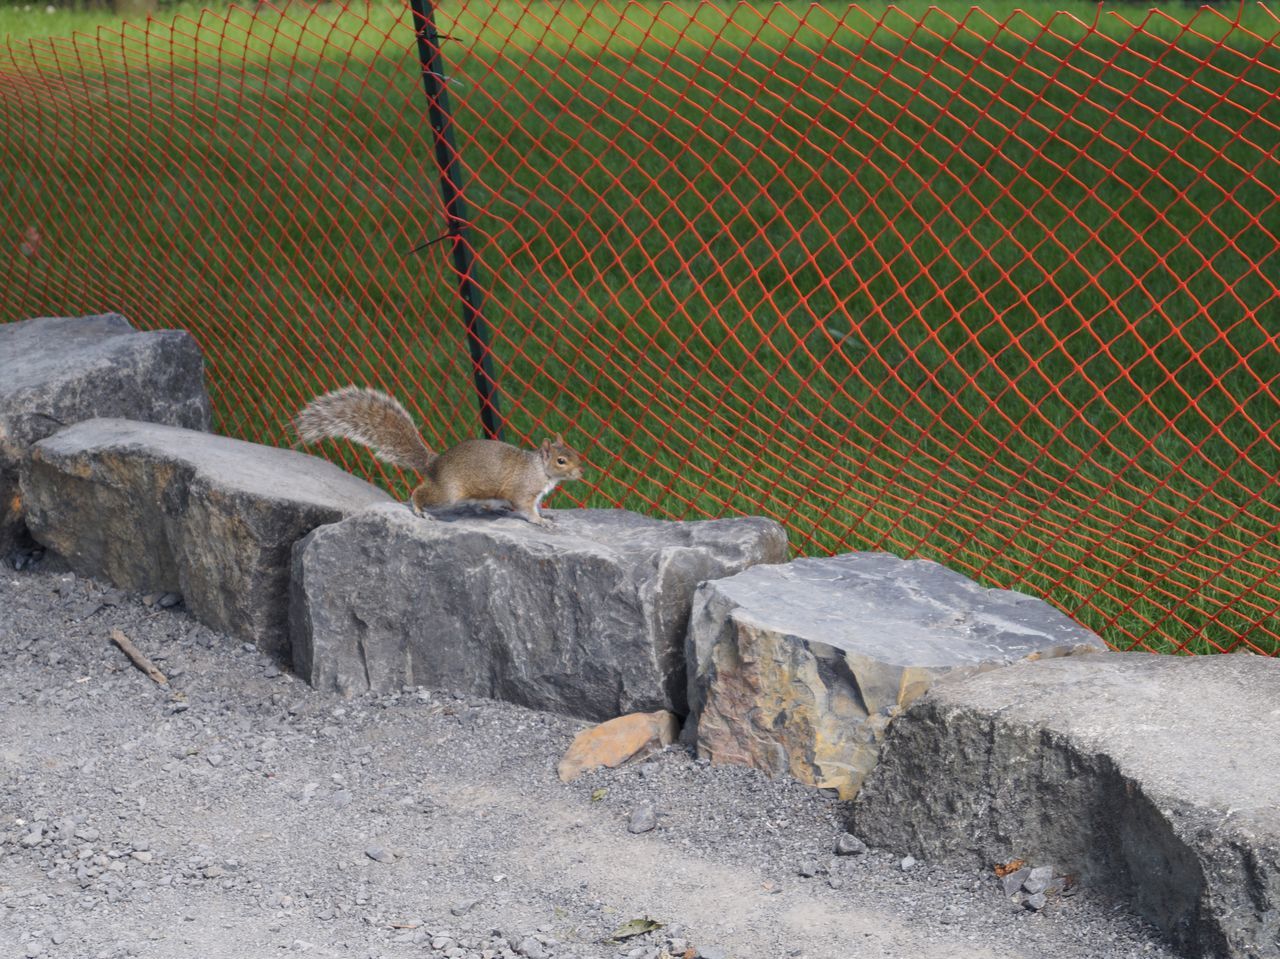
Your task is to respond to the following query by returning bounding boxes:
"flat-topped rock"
[0,314,211,555]
[290,504,788,720]
[21,418,393,659]
[684,552,1106,798]
[853,653,1280,959]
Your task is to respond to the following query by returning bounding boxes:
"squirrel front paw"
[408,501,435,520]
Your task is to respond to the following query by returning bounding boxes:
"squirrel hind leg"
[410,481,450,517]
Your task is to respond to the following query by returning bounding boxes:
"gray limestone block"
[0,313,212,555]
[852,653,1280,959]
[290,504,788,720]
[21,418,393,659]
[684,552,1106,798]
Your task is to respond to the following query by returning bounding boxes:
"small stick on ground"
[109,628,168,685]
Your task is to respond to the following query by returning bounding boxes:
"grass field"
[3,0,1279,654]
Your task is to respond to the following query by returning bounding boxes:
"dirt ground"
[0,564,1180,959]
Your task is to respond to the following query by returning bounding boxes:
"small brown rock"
[557,710,680,782]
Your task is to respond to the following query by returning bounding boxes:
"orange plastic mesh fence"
[3,2,1278,654]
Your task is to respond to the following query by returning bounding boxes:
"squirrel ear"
[554,432,565,444]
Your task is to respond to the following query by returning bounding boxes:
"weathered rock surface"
[684,552,1106,798]
[557,710,681,782]
[21,418,392,658]
[852,653,1280,959]
[0,313,211,555]
[290,504,787,719]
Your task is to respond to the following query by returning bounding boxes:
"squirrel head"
[540,433,585,482]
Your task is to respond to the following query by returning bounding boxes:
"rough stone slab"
[684,552,1107,798]
[0,313,212,555]
[557,710,681,782]
[852,653,1280,959]
[290,504,788,720]
[21,418,393,659]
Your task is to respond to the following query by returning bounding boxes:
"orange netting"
[3,1,1278,655]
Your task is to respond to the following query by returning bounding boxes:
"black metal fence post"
[407,0,503,441]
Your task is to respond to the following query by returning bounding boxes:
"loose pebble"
[627,806,657,834]
[834,833,867,856]
[516,937,547,958]
[1023,874,1050,896]
[1001,866,1032,898]
[365,845,396,864]
[451,898,479,917]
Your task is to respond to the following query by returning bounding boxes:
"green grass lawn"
[3,0,1278,654]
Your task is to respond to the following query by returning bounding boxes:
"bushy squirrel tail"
[294,386,436,473]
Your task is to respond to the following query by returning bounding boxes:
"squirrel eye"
[556,457,567,466]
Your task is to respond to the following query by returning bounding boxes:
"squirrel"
[294,386,585,526]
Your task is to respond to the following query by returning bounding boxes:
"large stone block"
[852,653,1280,959]
[290,504,788,720]
[684,552,1106,798]
[0,313,212,555]
[21,418,393,659]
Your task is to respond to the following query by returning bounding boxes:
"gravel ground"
[0,562,1182,959]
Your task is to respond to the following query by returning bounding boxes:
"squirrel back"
[294,386,435,473]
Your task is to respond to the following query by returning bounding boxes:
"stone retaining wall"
[22,418,393,661]
[1,314,211,556]
[853,655,1280,959]
[683,553,1107,798]
[290,504,787,720]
